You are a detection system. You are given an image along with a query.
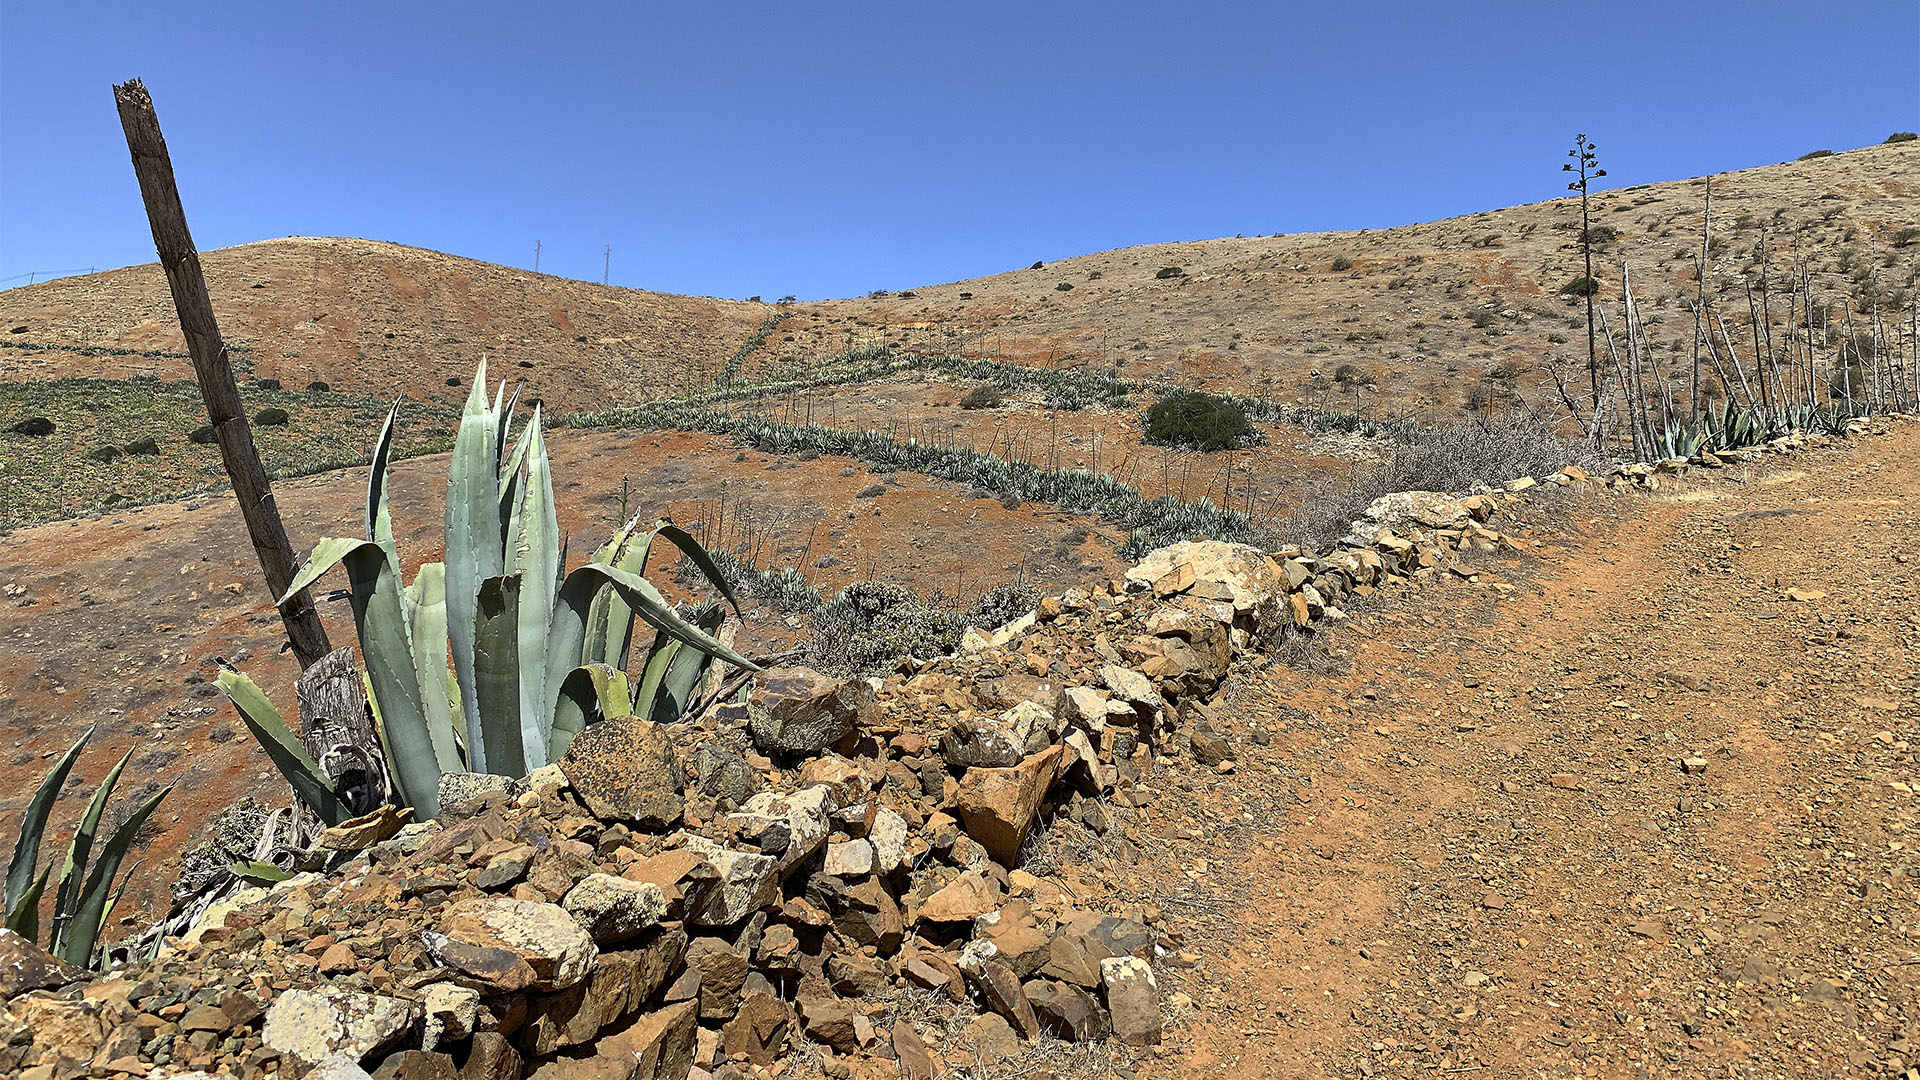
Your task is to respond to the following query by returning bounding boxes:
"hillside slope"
[2,141,1911,423]
[0,237,770,412]
[803,139,1918,417]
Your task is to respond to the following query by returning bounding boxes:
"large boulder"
[678,834,779,925]
[1123,540,1285,633]
[260,987,413,1064]
[748,667,875,755]
[558,717,684,828]
[525,1000,697,1080]
[1343,490,1492,546]
[727,785,837,878]
[1101,955,1163,1046]
[0,928,83,997]
[562,874,668,944]
[915,871,999,924]
[954,745,1064,865]
[425,897,597,992]
[943,700,1061,768]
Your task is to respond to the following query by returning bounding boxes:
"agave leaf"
[473,575,526,778]
[4,727,90,927]
[366,401,403,583]
[653,605,727,724]
[48,745,133,956]
[545,563,759,749]
[54,782,172,968]
[216,671,353,827]
[550,664,633,761]
[8,864,49,943]
[494,381,522,470]
[279,536,373,605]
[649,524,745,619]
[583,517,653,670]
[98,858,144,947]
[446,361,504,774]
[513,406,561,770]
[498,413,532,562]
[631,633,683,721]
[296,539,442,819]
[230,860,293,885]
[404,562,463,773]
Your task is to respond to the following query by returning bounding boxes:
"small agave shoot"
[4,728,173,968]
[219,360,757,822]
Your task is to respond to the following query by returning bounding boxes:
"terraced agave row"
[584,345,1135,416]
[715,311,793,386]
[572,399,1257,557]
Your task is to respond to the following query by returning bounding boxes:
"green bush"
[253,407,290,426]
[123,436,161,456]
[1888,132,1918,144]
[188,424,217,444]
[1798,149,1834,160]
[1155,266,1185,280]
[1560,276,1600,298]
[307,380,330,392]
[959,384,1005,410]
[1894,226,1920,248]
[85,446,123,463]
[1055,282,1074,291]
[1142,389,1255,451]
[1330,256,1353,272]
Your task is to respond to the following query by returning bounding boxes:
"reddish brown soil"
[1114,421,1918,1078]
[728,375,1366,517]
[0,428,1127,933]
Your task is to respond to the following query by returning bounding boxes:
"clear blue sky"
[2,2,1914,300]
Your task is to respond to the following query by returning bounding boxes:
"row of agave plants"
[567,400,1259,558]
[715,311,793,385]
[1648,399,1873,460]
[631,343,1138,414]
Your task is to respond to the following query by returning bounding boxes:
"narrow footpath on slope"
[1148,424,1919,1080]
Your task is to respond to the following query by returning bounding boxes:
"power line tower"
[603,244,611,285]
[534,239,542,274]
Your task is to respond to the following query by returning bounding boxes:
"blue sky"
[2,2,1914,299]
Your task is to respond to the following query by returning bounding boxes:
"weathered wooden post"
[113,78,332,669]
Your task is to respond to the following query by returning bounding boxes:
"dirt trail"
[1150,425,1918,1079]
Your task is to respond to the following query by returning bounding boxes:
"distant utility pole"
[534,240,542,274]
[603,244,611,285]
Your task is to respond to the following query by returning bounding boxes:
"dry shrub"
[1278,412,1606,550]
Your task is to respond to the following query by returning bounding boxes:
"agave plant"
[4,728,173,968]
[219,361,757,822]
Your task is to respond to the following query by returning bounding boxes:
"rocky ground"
[1155,421,1919,1079]
[1,419,1914,1080]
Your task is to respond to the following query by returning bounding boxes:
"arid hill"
[2,140,1913,423]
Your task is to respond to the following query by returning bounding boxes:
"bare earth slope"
[1140,422,1918,1078]
[2,141,1913,422]
[0,237,768,412]
[813,140,1918,415]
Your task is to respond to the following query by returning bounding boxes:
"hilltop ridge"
[5,140,1912,420]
